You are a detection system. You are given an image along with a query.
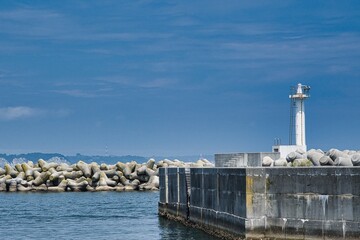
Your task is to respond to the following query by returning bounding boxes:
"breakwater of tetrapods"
[0,158,213,192]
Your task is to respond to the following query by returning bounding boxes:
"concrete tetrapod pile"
[263,148,360,167]
[0,158,213,192]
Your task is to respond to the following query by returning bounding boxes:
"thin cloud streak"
[0,8,173,42]
[53,89,98,98]
[53,88,115,98]
[217,33,360,65]
[97,76,178,89]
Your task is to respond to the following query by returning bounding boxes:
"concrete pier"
[158,167,360,239]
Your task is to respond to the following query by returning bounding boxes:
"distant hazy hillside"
[65,154,147,164]
[0,153,147,165]
[0,152,66,163]
[0,152,214,166]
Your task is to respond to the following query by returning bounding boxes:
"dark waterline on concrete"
[0,191,219,240]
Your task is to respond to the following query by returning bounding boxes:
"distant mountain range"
[66,154,148,164]
[0,152,214,166]
[0,153,147,165]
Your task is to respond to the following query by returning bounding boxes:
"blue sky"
[0,1,359,156]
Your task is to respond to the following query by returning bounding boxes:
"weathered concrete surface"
[159,167,360,239]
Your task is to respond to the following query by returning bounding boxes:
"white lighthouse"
[290,83,310,147]
[272,83,310,158]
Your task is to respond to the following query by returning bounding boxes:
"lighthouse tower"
[290,83,310,147]
[272,83,310,158]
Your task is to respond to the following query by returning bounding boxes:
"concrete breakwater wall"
[0,158,213,192]
[159,167,360,239]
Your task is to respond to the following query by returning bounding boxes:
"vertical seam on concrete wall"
[202,168,205,210]
[165,167,168,204]
[217,169,220,210]
[185,168,191,197]
[185,168,190,220]
[177,168,180,204]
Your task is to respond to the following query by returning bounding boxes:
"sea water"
[0,191,219,240]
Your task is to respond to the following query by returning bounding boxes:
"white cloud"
[0,106,71,120]
[139,78,178,88]
[54,89,97,98]
[0,106,40,120]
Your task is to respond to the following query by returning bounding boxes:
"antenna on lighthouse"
[289,83,310,147]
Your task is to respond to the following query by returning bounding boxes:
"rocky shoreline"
[0,158,214,192]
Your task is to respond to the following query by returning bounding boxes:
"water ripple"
[0,192,219,240]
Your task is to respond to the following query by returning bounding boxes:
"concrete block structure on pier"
[215,152,280,167]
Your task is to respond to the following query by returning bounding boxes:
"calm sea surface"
[0,191,219,240]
